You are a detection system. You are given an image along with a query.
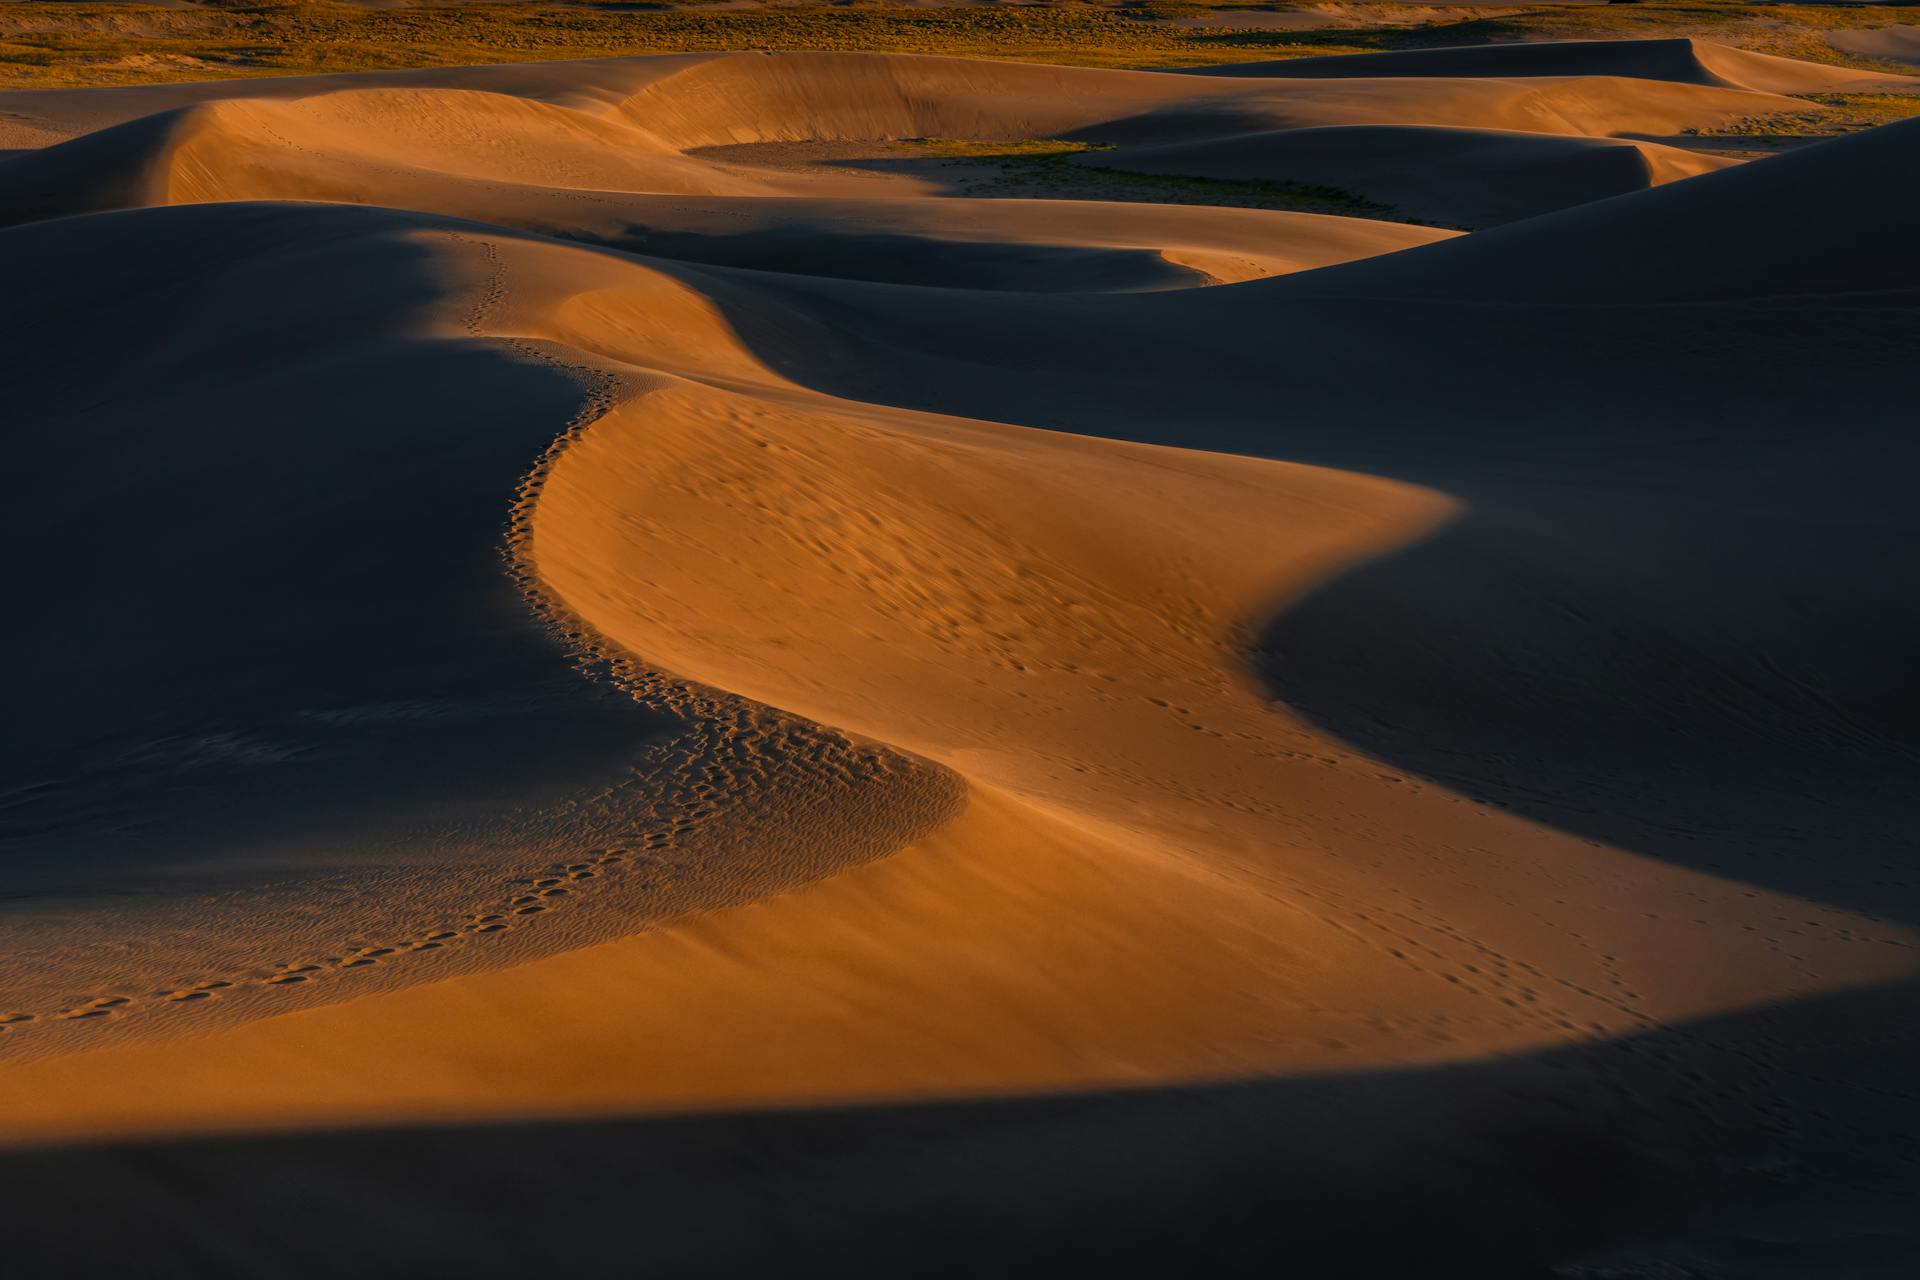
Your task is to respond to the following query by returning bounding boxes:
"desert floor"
[2,16,1918,1277]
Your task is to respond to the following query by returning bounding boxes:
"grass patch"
[1693,91,1920,137]
[0,1,1917,90]
[900,136,1401,221]
[0,3,1334,87]
[904,138,1117,160]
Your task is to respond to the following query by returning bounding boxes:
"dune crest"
[2,46,1870,236]
[0,207,960,1064]
[1191,35,1920,94]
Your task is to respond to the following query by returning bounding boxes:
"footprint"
[515,905,545,915]
[267,974,310,985]
[475,923,508,933]
[169,991,214,1003]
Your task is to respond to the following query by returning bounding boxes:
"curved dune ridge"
[2,40,1920,1275]
[1190,34,1920,93]
[0,202,963,1062]
[1075,123,1732,228]
[0,45,1860,235]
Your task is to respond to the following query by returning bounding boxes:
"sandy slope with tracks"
[2,39,1919,1277]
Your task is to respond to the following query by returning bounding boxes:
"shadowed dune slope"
[1229,119,1920,921]
[1276,112,1920,301]
[1188,35,1920,93]
[0,47,1917,1278]
[1079,122,1731,226]
[14,984,1920,1278]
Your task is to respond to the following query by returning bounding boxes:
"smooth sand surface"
[1830,23,1920,68]
[1191,34,1920,93]
[2,41,1919,1277]
[1074,123,1732,227]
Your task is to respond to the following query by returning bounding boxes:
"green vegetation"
[904,139,1120,160]
[0,1,1916,90]
[0,3,1308,87]
[1244,2,1920,68]
[898,137,1401,220]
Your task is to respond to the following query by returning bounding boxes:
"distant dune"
[1075,123,1731,227]
[2,39,1918,1278]
[1188,34,1920,92]
[1830,23,1920,68]
[0,45,1826,231]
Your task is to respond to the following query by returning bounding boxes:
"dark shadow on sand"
[6,981,1920,1277]
[1250,479,1920,928]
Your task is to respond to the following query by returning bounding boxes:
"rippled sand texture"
[2,39,1918,1277]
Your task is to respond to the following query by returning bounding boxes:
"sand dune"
[0,200,962,1062]
[1077,122,1731,226]
[2,48,1825,238]
[2,43,1918,1277]
[1192,35,1920,94]
[1830,23,1920,68]
[1,116,1453,288]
